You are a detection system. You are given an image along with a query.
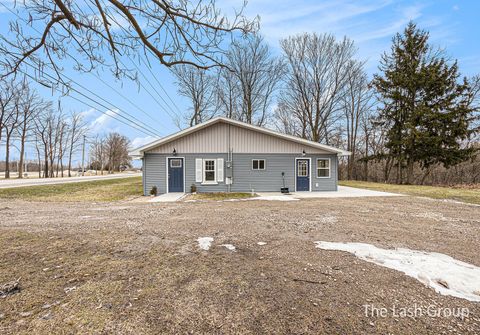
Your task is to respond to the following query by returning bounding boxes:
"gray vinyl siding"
[144,153,167,195]
[143,152,337,195]
[230,154,337,192]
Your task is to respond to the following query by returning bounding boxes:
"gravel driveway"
[0,196,479,334]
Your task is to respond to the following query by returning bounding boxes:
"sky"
[0,0,479,166]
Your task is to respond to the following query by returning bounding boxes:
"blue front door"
[168,158,184,192]
[296,159,310,191]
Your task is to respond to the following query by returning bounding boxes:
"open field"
[340,180,480,205]
[0,177,142,202]
[0,196,479,334]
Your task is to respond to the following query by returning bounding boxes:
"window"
[317,158,330,178]
[252,159,266,170]
[170,159,182,168]
[204,159,216,182]
[297,160,308,176]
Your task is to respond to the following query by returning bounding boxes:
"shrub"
[190,184,197,193]
[150,186,158,196]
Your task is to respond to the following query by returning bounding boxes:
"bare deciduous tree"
[225,35,284,125]
[172,65,217,127]
[342,60,374,179]
[215,67,240,119]
[3,87,21,178]
[0,80,17,145]
[1,0,257,82]
[279,33,356,143]
[66,111,88,177]
[90,136,107,175]
[16,81,47,178]
[104,132,130,173]
[34,107,55,178]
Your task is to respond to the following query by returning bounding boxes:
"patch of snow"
[315,241,480,302]
[197,237,214,251]
[257,242,267,246]
[221,244,236,251]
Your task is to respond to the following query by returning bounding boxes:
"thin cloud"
[130,135,156,149]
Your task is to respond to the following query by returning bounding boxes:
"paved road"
[0,173,141,189]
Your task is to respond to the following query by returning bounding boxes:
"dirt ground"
[0,196,479,334]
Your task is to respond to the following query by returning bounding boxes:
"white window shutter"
[217,158,224,182]
[195,158,203,182]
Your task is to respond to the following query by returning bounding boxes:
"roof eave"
[131,117,349,156]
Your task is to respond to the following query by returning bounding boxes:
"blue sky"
[1,0,479,166]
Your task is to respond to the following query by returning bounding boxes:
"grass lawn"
[340,180,480,205]
[0,177,142,202]
[185,192,255,201]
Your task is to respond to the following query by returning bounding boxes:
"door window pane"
[170,159,182,168]
[298,161,308,176]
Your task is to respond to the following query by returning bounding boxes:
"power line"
[22,60,161,137]
[17,66,160,138]
[143,48,184,114]
[0,2,166,134]
[92,1,183,122]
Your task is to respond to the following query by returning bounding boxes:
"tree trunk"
[18,129,27,179]
[43,145,49,178]
[406,159,414,184]
[5,134,11,179]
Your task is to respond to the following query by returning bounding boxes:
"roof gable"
[131,117,350,156]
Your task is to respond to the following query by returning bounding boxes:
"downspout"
[228,124,231,193]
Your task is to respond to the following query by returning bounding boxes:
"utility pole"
[81,135,86,177]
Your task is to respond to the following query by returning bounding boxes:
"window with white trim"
[317,158,330,178]
[204,159,216,182]
[252,159,265,170]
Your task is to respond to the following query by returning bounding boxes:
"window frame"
[252,159,266,171]
[170,158,182,168]
[316,158,331,179]
[203,159,217,184]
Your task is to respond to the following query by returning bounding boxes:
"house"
[130,117,350,195]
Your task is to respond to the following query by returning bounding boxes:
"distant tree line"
[172,23,480,185]
[0,80,87,178]
[0,80,132,178]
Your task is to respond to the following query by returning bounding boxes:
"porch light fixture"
[302,149,306,156]
[173,148,177,156]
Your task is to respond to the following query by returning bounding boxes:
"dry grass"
[0,177,142,202]
[1,197,480,334]
[185,192,255,201]
[340,180,480,205]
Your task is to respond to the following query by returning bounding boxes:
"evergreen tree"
[372,22,478,184]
